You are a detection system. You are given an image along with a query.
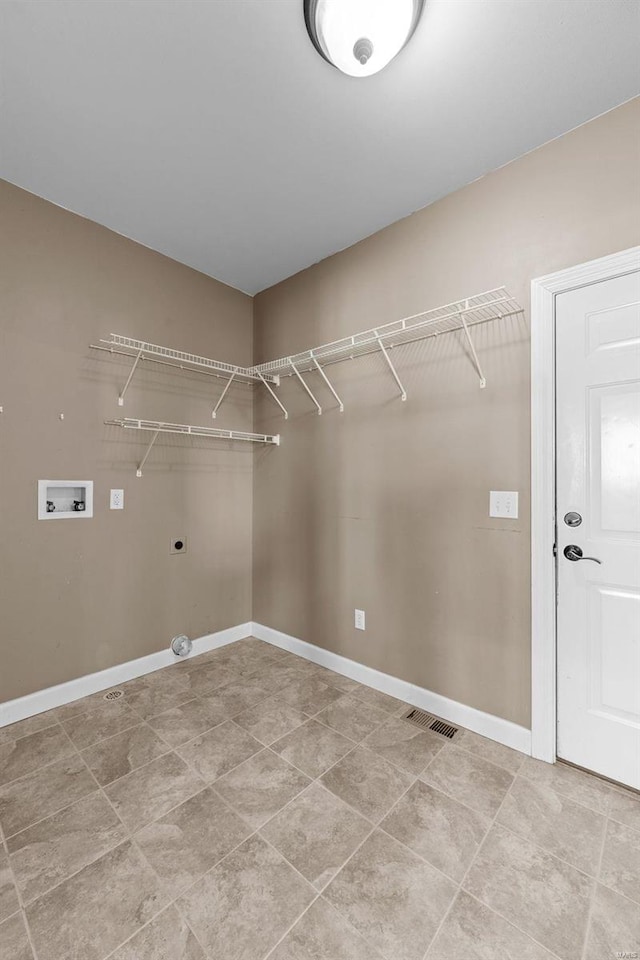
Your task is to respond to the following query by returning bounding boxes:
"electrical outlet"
[489,491,519,519]
[170,537,187,555]
[355,609,365,630]
[110,489,124,510]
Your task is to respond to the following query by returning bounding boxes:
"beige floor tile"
[120,684,194,722]
[121,668,192,696]
[81,723,169,785]
[105,752,204,831]
[214,749,310,829]
[110,905,206,960]
[271,719,354,778]
[200,677,271,715]
[25,840,167,960]
[53,690,127,722]
[608,787,640,833]
[497,776,606,874]
[584,883,640,960]
[426,890,558,959]
[316,695,389,742]
[251,662,314,693]
[178,834,315,960]
[321,745,414,822]
[146,698,226,747]
[0,912,34,960]
[350,686,405,714]
[420,744,514,817]
[62,701,140,749]
[381,780,490,882]
[7,790,127,904]
[0,726,75,786]
[269,897,384,960]
[177,661,240,696]
[455,729,525,774]
[464,824,593,960]
[363,717,443,775]
[519,757,613,815]
[176,720,262,782]
[599,819,640,903]
[0,847,19,923]
[280,679,344,715]
[325,829,456,960]
[0,754,96,838]
[262,782,372,889]
[234,695,309,746]
[134,786,251,894]
[0,714,59,747]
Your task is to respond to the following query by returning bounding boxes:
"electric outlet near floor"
[355,609,365,630]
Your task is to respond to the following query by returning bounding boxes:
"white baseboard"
[0,622,253,728]
[251,622,532,756]
[1,619,532,757]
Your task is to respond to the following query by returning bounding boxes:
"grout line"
[580,813,609,960]
[419,764,522,960]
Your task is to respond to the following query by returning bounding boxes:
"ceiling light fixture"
[304,0,424,78]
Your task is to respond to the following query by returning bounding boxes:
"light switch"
[489,491,518,519]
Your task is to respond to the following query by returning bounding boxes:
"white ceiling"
[1,1,638,295]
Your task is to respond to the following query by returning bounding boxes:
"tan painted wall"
[253,98,640,728]
[0,180,254,702]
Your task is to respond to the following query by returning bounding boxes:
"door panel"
[556,270,640,789]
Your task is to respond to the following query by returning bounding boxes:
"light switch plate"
[355,609,365,630]
[110,489,124,510]
[489,491,519,519]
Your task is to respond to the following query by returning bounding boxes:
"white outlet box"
[489,491,519,519]
[110,489,124,510]
[355,609,365,630]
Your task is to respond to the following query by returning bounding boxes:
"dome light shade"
[304,0,424,77]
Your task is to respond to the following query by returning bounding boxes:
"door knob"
[563,544,602,564]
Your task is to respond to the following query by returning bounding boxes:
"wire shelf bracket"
[105,418,280,477]
[311,355,344,412]
[375,333,407,401]
[256,370,288,420]
[290,358,322,415]
[212,366,239,419]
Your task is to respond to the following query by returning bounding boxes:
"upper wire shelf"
[252,287,522,378]
[92,286,523,422]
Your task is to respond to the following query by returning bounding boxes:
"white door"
[556,270,640,789]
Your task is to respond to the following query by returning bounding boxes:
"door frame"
[530,245,640,763]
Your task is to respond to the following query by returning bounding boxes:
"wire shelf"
[252,287,522,377]
[93,286,523,421]
[91,334,276,384]
[105,418,280,475]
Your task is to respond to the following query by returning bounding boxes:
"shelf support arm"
[290,359,322,415]
[136,428,160,477]
[212,367,238,419]
[375,335,407,401]
[118,348,144,406]
[312,356,344,412]
[256,371,288,419]
[458,308,487,388]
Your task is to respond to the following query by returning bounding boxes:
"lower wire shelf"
[105,417,280,476]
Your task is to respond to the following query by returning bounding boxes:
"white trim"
[531,246,640,763]
[0,623,253,728]
[251,622,531,755]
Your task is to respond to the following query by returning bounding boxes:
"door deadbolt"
[563,511,582,527]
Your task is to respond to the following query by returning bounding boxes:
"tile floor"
[0,637,638,960]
